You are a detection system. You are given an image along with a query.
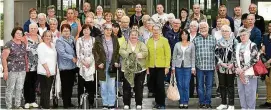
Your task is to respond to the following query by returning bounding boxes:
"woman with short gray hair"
[215,25,238,110]
[233,28,258,109]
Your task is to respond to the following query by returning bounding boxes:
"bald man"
[249,3,265,34]
[79,17,101,37]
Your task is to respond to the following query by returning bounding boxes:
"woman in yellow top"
[146,24,171,109]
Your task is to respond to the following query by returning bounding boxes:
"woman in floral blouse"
[215,25,238,110]
[76,24,96,108]
[233,28,258,109]
[23,23,41,109]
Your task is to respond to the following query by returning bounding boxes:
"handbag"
[253,59,268,76]
[166,73,180,101]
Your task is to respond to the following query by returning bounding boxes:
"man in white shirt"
[233,6,242,36]
[151,4,168,26]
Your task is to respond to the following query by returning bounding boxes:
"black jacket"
[254,14,265,35]
[129,14,144,28]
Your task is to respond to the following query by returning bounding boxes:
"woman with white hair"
[94,5,106,30]
[138,15,151,36]
[162,13,175,36]
[215,25,238,110]
[37,13,50,36]
[233,28,258,109]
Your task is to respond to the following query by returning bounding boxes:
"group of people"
[2,1,271,110]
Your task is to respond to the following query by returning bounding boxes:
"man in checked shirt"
[193,22,216,109]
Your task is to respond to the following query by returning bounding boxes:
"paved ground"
[0,78,268,109]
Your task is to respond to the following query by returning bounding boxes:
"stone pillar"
[110,0,117,14]
[240,0,251,14]
[4,0,14,43]
[146,0,153,15]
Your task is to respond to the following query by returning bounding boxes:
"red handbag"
[253,59,268,76]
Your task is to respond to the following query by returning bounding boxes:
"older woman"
[76,24,96,108]
[2,27,27,109]
[147,24,171,109]
[56,24,77,108]
[37,13,50,36]
[139,20,153,44]
[23,8,38,33]
[162,13,175,37]
[114,8,126,24]
[120,16,131,40]
[172,29,195,109]
[119,30,148,109]
[60,8,81,40]
[37,31,57,109]
[94,5,106,30]
[215,25,238,110]
[233,28,258,109]
[138,15,151,35]
[93,24,120,109]
[23,23,41,109]
[104,12,114,25]
[49,18,61,44]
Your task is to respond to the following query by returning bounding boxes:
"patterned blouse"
[26,35,41,72]
[4,40,27,72]
[76,36,95,81]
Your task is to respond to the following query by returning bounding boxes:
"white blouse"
[37,42,57,75]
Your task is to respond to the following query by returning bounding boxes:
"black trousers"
[147,74,153,93]
[218,72,235,105]
[60,69,76,108]
[149,68,165,106]
[190,74,198,98]
[77,74,96,106]
[123,71,146,106]
[24,71,37,103]
[38,74,54,109]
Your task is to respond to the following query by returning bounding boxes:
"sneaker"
[24,103,30,109]
[179,104,183,109]
[183,105,188,109]
[205,104,212,109]
[136,105,142,109]
[216,104,227,110]
[31,102,39,108]
[15,106,24,109]
[102,106,108,109]
[259,102,271,108]
[124,105,129,109]
[108,106,115,110]
[227,106,234,110]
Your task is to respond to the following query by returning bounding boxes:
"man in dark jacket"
[129,4,144,28]
[82,17,102,37]
[78,2,92,25]
[249,3,265,35]
[247,14,262,49]
[212,5,234,32]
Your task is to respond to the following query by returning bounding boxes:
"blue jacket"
[263,34,271,59]
[23,20,31,33]
[164,29,180,55]
[212,15,235,32]
[250,27,262,49]
[55,36,77,70]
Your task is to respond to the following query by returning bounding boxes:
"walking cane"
[116,66,119,108]
[95,70,98,108]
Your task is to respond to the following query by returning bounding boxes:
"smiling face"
[234,7,241,16]
[49,21,58,31]
[96,6,103,15]
[38,15,46,25]
[199,23,209,36]
[29,24,38,35]
[42,31,52,44]
[240,32,249,43]
[61,27,71,38]
[181,31,188,41]
[249,4,257,14]
[117,10,124,18]
[30,11,37,19]
[156,5,164,14]
[129,31,139,43]
[135,4,142,13]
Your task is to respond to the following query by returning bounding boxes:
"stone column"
[110,0,117,14]
[240,0,251,14]
[4,0,14,43]
[146,0,153,15]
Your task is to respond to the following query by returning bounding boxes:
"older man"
[129,4,144,28]
[46,5,56,24]
[193,22,216,109]
[246,14,262,49]
[233,6,242,36]
[188,4,207,23]
[151,4,168,26]
[249,3,265,34]
[213,5,234,32]
[121,16,131,40]
[79,2,91,25]
[83,17,102,37]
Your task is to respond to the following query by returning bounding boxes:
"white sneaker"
[227,106,234,110]
[124,105,129,109]
[136,105,142,109]
[216,104,227,110]
[31,102,39,108]
[24,103,30,109]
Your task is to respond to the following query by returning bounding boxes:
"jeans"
[175,67,191,104]
[196,68,214,105]
[123,71,146,106]
[5,71,26,109]
[237,77,257,109]
[100,62,116,106]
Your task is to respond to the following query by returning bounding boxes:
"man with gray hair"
[246,14,261,49]
[193,22,216,109]
[249,3,265,34]
[83,17,102,37]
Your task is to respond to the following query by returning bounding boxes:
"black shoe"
[153,104,165,109]
[69,103,75,108]
[178,105,183,109]
[205,104,212,109]
[259,102,271,108]
[183,105,188,109]
[108,106,115,109]
[198,104,205,108]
